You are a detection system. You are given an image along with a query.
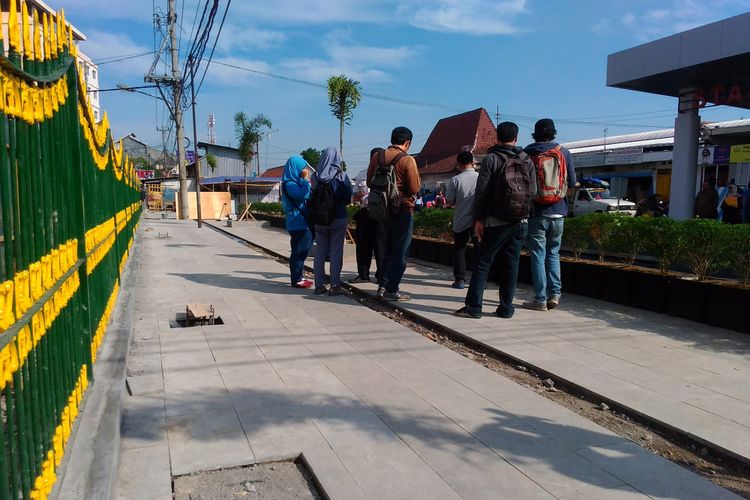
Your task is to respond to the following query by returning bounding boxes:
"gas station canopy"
[607,13,750,109]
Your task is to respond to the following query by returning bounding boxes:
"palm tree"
[234,112,272,211]
[327,75,362,167]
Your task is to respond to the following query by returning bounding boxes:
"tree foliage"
[205,153,218,172]
[300,148,322,167]
[233,112,272,166]
[327,75,362,161]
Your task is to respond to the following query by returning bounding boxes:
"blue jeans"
[314,217,348,288]
[289,228,313,283]
[465,222,527,318]
[527,216,564,303]
[380,211,413,293]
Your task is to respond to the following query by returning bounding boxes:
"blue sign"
[186,150,195,163]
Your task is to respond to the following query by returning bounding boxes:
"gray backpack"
[368,150,406,221]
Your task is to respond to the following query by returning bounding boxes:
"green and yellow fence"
[0,2,142,498]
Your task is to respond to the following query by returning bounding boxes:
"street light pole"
[189,57,203,228]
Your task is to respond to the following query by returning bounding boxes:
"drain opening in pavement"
[170,303,225,328]
[172,458,324,500]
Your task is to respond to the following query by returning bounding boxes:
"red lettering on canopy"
[727,85,743,106]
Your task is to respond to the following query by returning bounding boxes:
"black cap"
[534,118,556,139]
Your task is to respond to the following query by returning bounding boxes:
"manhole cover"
[172,460,322,499]
[170,304,225,328]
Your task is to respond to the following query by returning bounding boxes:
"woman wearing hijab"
[312,147,353,296]
[281,155,313,288]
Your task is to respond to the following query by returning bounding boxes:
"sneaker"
[349,276,370,284]
[521,300,548,311]
[314,286,328,295]
[547,295,560,309]
[376,286,386,299]
[451,280,466,290]
[383,291,411,302]
[454,307,480,319]
[292,279,313,289]
[328,286,345,296]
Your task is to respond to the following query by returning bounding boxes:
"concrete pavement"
[219,221,750,467]
[115,217,739,499]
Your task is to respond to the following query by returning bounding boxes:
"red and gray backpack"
[530,145,568,204]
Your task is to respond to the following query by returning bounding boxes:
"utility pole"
[495,105,501,126]
[169,0,189,220]
[145,0,189,219]
[189,57,203,228]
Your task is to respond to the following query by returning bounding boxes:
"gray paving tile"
[577,441,741,499]
[116,444,172,500]
[167,408,255,476]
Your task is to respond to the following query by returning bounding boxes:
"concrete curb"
[52,222,143,500]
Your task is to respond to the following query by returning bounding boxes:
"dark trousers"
[354,211,386,281]
[453,227,478,281]
[381,211,413,293]
[464,222,527,318]
[289,228,313,283]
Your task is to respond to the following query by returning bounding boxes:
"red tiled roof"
[415,108,497,175]
[260,165,312,179]
[260,165,284,178]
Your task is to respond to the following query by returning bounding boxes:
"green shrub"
[642,217,682,275]
[413,208,453,239]
[678,218,731,281]
[563,216,590,260]
[588,212,618,263]
[610,216,650,266]
[725,224,750,284]
[249,202,283,215]
[346,204,360,220]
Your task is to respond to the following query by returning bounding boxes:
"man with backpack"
[367,126,421,301]
[522,118,576,311]
[454,122,536,319]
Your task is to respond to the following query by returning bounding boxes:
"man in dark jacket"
[455,122,536,319]
[522,118,576,311]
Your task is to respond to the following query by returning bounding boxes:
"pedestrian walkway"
[218,221,750,466]
[116,218,737,499]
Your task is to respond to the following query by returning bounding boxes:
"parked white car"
[569,188,637,217]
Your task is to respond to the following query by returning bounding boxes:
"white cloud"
[218,25,287,52]
[398,0,527,35]
[590,19,612,35]
[614,0,750,41]
[230,0,385,24]
[82,31,153,78]
[322,29,422,68]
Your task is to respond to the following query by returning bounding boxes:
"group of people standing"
[281,127,420,302]
[451,119,576,318]
[695,179,750,223]
[280,119,575,319]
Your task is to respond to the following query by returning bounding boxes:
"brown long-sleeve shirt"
[366,145,421,212]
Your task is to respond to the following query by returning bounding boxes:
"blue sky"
[56,0,750,173]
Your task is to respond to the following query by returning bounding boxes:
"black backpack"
[306,175,337,226]
[368,150,406,221]
[491,151,534,221]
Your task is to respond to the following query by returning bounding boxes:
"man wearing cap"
[523,119,576,311]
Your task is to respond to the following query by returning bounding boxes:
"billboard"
[136,169,155,180]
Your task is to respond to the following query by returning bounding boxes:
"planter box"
[600,267,633,306]
[630,272,671,314]
[437,243,453,267]
[517,253,532,285]
[668,278,708,323]
[560,259,577,294]
[570,261,603,299]
[704,283,750,333]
